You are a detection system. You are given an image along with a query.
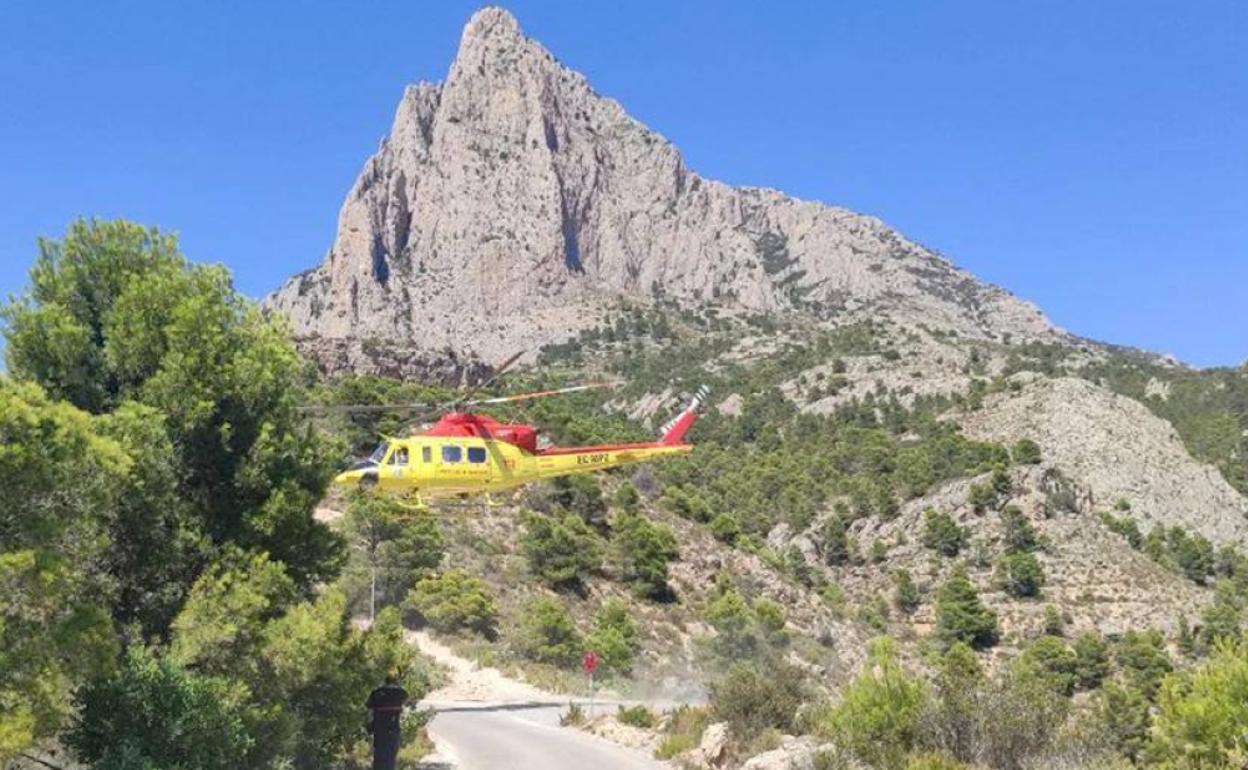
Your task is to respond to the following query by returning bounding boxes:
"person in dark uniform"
[365,673,409,770]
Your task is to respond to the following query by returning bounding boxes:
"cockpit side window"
[389,447,409,466]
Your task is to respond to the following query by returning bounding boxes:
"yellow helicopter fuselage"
[333,434,691,499]
[332,386,709,500]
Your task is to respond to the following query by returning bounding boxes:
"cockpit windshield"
[368,441,390,464]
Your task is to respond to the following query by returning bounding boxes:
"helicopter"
[302,353,709,504]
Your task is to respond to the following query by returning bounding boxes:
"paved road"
[424,699,667,770]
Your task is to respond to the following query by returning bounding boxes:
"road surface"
[410,632,669,769]
[425,699,667,770]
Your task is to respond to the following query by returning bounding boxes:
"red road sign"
[582,650,598,674]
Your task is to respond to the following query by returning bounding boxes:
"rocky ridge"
[267,7,1062,375]
[961,375,1248,545]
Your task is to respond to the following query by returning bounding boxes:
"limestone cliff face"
[267,7,1060,372]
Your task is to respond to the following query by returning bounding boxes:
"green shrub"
[972,667,1069,770]
[823,638,928,769]
[515,597,583,667]
[1115,629,1173,699]
[1169,526,1215,584]
[753,598,787,634]
[1149,638,1248,769]
[1016,636,1077,696]
[921,509,967,557]
[968,482,996,513]
[662,485,713,522]
[871,539,890,563]
[1099,511,1143,549]
[1098,683,1151,761]
[586,598,638,676]
[822,581,848,617]
[710,661,807,739]
[995,552,1046,598]
[546,474,608,528]
[1010,439,1042,465]
[703,586,789,663]
[520,510,603,590]
[612,510,679,600]
[822,514,853,565]
[1041,604,1065,637]
[704,586,754,647]
[709,512,742,544]
[560,702,586,726]
[68,646,253,770]
[935,566,998,649]
[857,593,890,633]
[342,493,445,615]
[1199,579,1243,649]
[990,468,1012,496]
[1073,632,1110,689]
[655,705,710,759]
[905,753,969,770]
[1000,505,1038,554]
[406,570,497,637]
[616,705,657,729]
[894,569,921,615]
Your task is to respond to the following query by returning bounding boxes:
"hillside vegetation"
[3,220,1247,770]
[320,301,1248,767]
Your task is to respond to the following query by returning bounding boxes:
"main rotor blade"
[296,403,436,414]
[453,350,526,408]
[463,382,621,406]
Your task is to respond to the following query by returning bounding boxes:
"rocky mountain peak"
[462,6,522,42]
[266,8,1063,376]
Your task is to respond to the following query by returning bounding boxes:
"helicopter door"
[381,445,410,490]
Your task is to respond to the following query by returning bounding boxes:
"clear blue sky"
[1,1,1244,366]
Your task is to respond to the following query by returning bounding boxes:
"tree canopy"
[0,219,422,767]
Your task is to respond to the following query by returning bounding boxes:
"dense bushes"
[343,493,444,615]
[520,510,603,590]
[515,596,582,667]
[611,510,679,599]
[703,582,789,664]
[1,221,420,768]
[406,570,498,637]
[824,639,929,769]
[68,646,254,770]
[710,660,808,739]
[586,598,638,676]
[1149,639,1248,768]
[644,349,1013,543]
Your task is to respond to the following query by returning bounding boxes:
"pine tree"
[1000,505,1039,554]
[894,569,922,615]
[1072,631,1110,689]
[935,566,999,649]
[922,509,968,557]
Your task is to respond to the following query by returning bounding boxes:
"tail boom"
[534,440,690,480]
[531,385,707,480]
[657,385,710,445]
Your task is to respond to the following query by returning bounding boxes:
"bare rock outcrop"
[960,376,1248,545]
[266,7,1061,373]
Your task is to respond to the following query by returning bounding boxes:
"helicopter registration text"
[577,452,610,466]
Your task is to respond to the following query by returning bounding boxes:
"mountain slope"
[267,7,1060,374]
